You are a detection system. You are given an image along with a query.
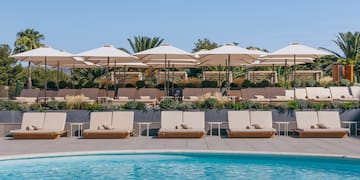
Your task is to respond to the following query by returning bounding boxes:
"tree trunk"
[27,62,32,89]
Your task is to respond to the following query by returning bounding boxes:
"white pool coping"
[1,149,359,161]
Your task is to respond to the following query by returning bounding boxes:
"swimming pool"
[0,152,359,179]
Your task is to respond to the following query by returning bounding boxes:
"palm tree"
[127,36,164,53]
[14,28,45,88]
[321,32,360,82]
[192,38,218,53]
[72,68,107,88]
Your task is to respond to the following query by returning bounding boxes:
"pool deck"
[1,136,360,159]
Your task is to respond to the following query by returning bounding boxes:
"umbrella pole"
[27,61,32,89]
[44,57,47,105]
[172,64,175,94]
[293,55,296,100]
[218,64,221,87]
[284,59,287,88]
[71,65,74,89]
[57,60,60,90]
[164,54,168,96]
[272,64,275,84]
[123,66,126,88]
[106,56,109,99]
[114,60,118,98]
[167,59,170,96]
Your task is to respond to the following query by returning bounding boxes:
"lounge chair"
[295,111,348,138]
[83,111,134,138]
[305,87,333,102]
[135,88,158,104]
[182,88,203,102]
[243,88,270,103]
[227,111,276,138]
[11,112,67,139]
[329,86,358,101]
[158,111,205,138]
[350,86,360,99]
[294,88,308,100]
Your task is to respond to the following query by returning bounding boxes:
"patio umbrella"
[11,46,76,103]
[197,44,263,93]
[261,42,332,98]
[135,44,197,96]
[76,45,138,97]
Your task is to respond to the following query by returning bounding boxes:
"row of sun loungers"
[10,110,351,139]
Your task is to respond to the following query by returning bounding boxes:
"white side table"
[70,123,85,137]
[341,121,357,136]
[137,122,152,136]
[208,122,222,137]
[274,122,290,136]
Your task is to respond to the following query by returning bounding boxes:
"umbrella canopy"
[247,60,307,67]
[135,44,196,62]
[263,42,332,58]
[76,45,139,98]
[11,46,77,102]
[197,43,262,66]
[76,45,138,63]
[98,62,147,68]
[11,46,76,63]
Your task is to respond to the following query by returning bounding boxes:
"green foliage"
[192,38,219,53]
[135,80,146,88]
[159,98,178,110]
[0,100,23,111]
[339,79,351,86]
[256,80,270,88]
[46,101,66,110]
[87,103,105,111]
[287,100,308,110]
[339,102,360,110]
[241,79,253,88]
[123,101,145,110]
[306,79,317,87]
[127,36,164,53]
[72,68,106,88]
[125,83,136,88]
[203,98,218,109]
[201,80,218,88]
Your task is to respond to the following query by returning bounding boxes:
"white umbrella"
[261,42,332,98]
[197,43,262,93]
[135,44,197,96]
[11,46,76,102]
[76,45,139,97]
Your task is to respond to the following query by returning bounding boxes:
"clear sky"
[1,0,359,55]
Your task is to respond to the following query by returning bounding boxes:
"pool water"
[0,153,359,179]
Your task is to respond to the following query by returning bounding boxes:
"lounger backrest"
[111,111,134,131]
[182,112,205,129]
[20,112,45,130]
[228,90,241,97]
[250,111,273,129]
[202,88,220,96]
[285,90,294,99]
[137,88,158,99]
[38,90,58,98]
[306,87,331,99]
[329,87,351,99]
[183,88,203,98]
[350,86,360,98]
[80,88,99,100]
[227,111,250,129]
[295,111,318,129]
[89,112,112,130]
[161,111,183,129]
[117,88,137,99]
[57,89,81,97]
[43,112,66,131]
[243,88,267,99]
[317,111,341,129]
[295,88,307,99]
[265,87,285,98]
[19,89,40,97]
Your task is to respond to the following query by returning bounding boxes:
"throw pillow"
[31,125,40,130]
[317,123,328,129]
[102,124,113,130]
[180,124,191,129]
[252,124,262,129]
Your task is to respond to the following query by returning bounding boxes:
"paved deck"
[1,136,360,158]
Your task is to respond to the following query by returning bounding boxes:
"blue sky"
[2,0,359,55]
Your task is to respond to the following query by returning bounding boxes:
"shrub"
[65,95,88,110]
[339,79,351,86]
[58,81,70,89]
[241,79,252,88]
[125,83,136,88]
[232,78,246,87]
[201,80,218,88]
[123,101,145,110]
[256,80,270,88]
[87,103,105,111]
[287,100,308,110]
[135,80,146,88]
[159,98,178,110]
[47,101,66,110]
[203,98,218,109]
[30,103,45,111]
[0,100,22,110]
[306,79,317,87]
[319,76,333,87]
[291,79,302,88]
[178,78,201,88]
[156,81,178,89]
[47,81,57,90]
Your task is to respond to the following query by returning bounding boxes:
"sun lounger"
[295,111,348,138]
[135,88,158,104]
[11,112,67,139]
[227,111,276,138]
[350,86,360,99]
[329,86,358,101]
[294,88,308,100]
[242,88,270,103]
[83,111,134,138]
[14,89,40,104]
[305,87,333,102]
[158,111,205,138]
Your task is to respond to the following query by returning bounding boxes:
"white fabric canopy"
[263,42,332,59]
[135,44,196,62]
[11,46,76,63]
[76,45,138,63]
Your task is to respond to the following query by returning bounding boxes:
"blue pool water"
[0,152,359,179]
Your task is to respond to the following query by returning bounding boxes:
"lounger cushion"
[296,128,348,133]
[250,111,273,129]
[229,128,276,133]
[161,111,183,129]
[228,111,250,129]
[317,111,342,129]
[295,111,318,129]
[182,112,205,129]
[89,112,112,130]
[112,111,134,132]
[43,112,67,131]
[20,112,45,130]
